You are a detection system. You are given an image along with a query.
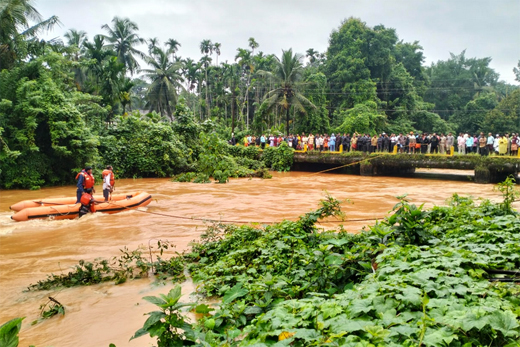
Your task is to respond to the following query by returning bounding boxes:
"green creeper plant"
[130,285,197,346]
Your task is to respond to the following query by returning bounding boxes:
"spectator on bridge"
[329,134,336,152]
[308,133,315,151]
[371,135,378,153]
[430,133,439,154]
[512,134,518,156]
[465,135,474,154]
[457,133,465,154]
[498,135,508,155]
[409,132,417,154]
[493,135,499,154]
[472,134,478,154]
[487,133,494,154]
[343,133,351,152]
[446,133,454,154]
[478,133,487,156]
[439,134,446,154]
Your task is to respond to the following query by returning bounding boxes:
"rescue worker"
[78,188,102,218]
[76,166,95,203]
[102,165,115,202]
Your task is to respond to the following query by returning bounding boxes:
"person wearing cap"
[75,166,95,203]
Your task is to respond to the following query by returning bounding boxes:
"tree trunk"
[286,106,290,137]
[231,86,236,135]
[205,67,210,119]
[164,88,173,121]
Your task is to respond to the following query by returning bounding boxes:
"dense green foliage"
[1,1,519,190]
[128,192,520,346]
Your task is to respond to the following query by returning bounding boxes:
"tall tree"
[248,37,259,55]
[213,42,221,66]
[0,0,60,68]
[147,37,160,54]
[306,48,319,65]
[142,47,184,120]
[165,38,181,60]
[101,17,145,75]
[259,49,316,136]
[64,29,88,89]
[200,39,213,118]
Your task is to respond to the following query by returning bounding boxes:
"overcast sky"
[39,0,520,84]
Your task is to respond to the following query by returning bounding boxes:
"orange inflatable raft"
[10,192,152,222]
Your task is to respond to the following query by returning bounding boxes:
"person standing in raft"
[102,165,115,202]
[76,166,95,203]
[79,188,102,218]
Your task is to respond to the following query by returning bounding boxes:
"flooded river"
[0,172,516,346]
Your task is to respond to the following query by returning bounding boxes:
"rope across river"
[104,200,383,225]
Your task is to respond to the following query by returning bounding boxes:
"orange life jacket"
[75,170,85,180]
[77,171,95,189]
[80,193,92,205]
[80,193,96,213]
[102,169,115,187]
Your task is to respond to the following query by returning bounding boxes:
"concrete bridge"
[292,152,520,183]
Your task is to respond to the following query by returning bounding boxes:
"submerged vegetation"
[10,179,519,346]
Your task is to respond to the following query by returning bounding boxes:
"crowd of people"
[232,132,520,157]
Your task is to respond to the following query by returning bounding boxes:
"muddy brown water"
[0,171,516,347]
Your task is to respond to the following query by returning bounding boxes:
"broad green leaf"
[488,310,520,337]
[130,327,149,341]
[143,311,166,330]
[422,327,457,347]
[324,254,343,266]
[166,285,183,305]
[143,296,167,307]
[395,286,422,306]
[0,317,24,347]
[195,304,213,314]
[223,283,248,304]
[389,324,418,337]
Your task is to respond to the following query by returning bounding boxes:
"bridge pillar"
[360,162,374,176]
[474,167,490,184]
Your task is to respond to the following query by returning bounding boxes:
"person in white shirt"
[102,165,114,202]
[457,133,465,154]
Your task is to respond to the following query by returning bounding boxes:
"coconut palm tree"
[306,48,319,65]
[64,29,88,89]
[200,39,213,118]
[248,37,259,55]
[258,49,316,136]
[101,17,145,75]
[147,37,160,55]
[213,42,221,66]
[235,47,254,128]
[141,47,184,120]
[165,38,180,60]
[0,0,60,67]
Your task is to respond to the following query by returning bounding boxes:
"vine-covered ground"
[174,194,520,346]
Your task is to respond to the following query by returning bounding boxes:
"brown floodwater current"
[0,171,517,347]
